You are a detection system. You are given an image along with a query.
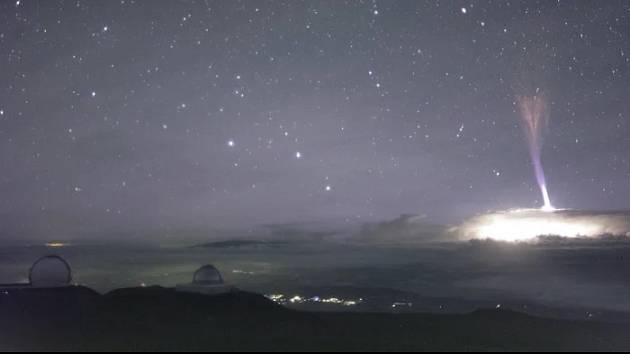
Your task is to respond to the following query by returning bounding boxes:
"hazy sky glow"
[1,1,629,239]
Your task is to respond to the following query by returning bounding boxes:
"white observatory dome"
[193,265,224,285]
[29,255,72,287]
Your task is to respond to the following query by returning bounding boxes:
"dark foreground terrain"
[1,286,629,351]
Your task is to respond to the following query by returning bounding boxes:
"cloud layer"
[454,209,630,242]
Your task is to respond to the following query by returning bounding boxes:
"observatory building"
[0,255,73,289]
[176,264,234,295]
[29,255,73,287]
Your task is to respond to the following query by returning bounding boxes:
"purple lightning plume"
[517,93,554,211]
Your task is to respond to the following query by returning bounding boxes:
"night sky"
[1,0,629,239]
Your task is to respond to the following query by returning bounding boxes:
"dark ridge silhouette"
[1,285,630,351]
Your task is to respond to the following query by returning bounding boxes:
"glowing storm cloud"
[455,209,630,242]
[45,242,69,248]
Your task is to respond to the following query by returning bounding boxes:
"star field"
[0,0,629,238]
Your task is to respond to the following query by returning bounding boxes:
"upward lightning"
[517,92,554,212]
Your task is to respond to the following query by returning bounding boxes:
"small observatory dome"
[193,265,224,285]
[29,255,72,287]
[176,264,234,295]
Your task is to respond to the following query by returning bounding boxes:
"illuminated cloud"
[454,209,630,242]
